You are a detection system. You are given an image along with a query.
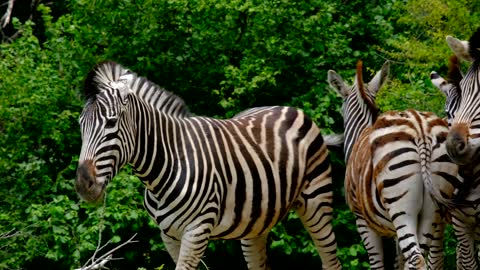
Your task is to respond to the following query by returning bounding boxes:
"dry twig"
[74,234,138,270]
[0,228,20,239]
[75,192,138,270]
[1,0,15,28]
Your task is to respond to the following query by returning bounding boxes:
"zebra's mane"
[356,60,380,121]
[468,27,480,61]
[84,61,190,116]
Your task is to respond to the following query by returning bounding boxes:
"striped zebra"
[74,61,342,270]
[328,61,457,269]
[431,29,480,269]
[430,55,462,127]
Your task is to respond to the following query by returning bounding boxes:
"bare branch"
[75,191,138,270]
[1,0,15,28]
[74,234,138,270]
[0,228,20,239]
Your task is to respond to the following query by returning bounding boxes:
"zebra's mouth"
[76,178,106,203]
[75,160,108,203]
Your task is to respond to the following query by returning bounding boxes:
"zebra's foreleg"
[161,231,181,263]
[425,221,445,270]
[175,224,213,270]
[296,181,342,270]
[355,218,385,270]
[240,233,271,270]
[453,215,478,270]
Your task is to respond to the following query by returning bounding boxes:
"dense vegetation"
[0,0,478,269]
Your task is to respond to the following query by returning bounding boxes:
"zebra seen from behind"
[430,29,480,269]
[75,61,342,270]
[328,61,458,269]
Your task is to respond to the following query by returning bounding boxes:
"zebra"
[430,29,480,269]
[328,60,457,269]
[430,55,462,127]
[74,61,343,270]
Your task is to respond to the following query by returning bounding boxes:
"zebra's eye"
[105,117,117,128]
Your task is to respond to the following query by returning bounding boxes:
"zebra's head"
[430,55,462,127]
[444,28,480,165]
[328,60,389,160]
[76,61,136,202]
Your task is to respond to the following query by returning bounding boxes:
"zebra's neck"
[126,93,191,186]
[343,93,376,162]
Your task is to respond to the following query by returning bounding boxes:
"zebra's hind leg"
[174,224,213,270]
[295,180,342,270]
[417,197,445,270]
[355,218,385,269]
[241,233,270,270]
[161,231,181,263]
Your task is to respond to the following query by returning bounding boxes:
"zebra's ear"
[116,73,135,103]
[328,70,350,98]
[368,61,389,95]
[430,71,451,96]
[446,36,473,62]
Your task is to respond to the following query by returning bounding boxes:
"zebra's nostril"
[76,160,96,190]
[458,141,466,151]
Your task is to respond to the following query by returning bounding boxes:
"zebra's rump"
[345,109,459,236]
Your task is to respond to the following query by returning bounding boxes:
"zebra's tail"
[419,136,458,209]
[323,133,344,147]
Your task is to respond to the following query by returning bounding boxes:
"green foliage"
[377,77,446,117]
[0,0,476,269]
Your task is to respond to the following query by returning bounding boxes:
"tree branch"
[74,234,138,270]
[1,0,15,28]
[75,191,138,270]
[0,228,20,239]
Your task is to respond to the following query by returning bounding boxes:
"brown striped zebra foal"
[329,61,456,270]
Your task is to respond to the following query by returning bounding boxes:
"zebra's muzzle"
[75,160,105,203]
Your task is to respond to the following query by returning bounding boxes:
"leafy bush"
[2,0,479,269]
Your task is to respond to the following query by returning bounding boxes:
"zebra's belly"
[209,194,296,239]
[209,210,287,240]
[144,186,298,240]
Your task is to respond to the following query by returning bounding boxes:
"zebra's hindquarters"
[227,106,342,269]
[295,131,342,269]
[344,110,455,270]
